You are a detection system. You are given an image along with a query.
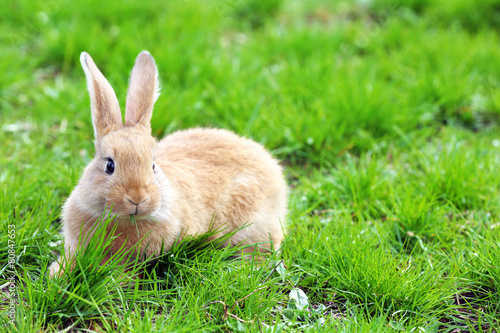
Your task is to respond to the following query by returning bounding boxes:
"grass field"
[2,0,500,331]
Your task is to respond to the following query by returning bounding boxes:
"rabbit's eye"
[152,162,156,171]
[106,159,115,175]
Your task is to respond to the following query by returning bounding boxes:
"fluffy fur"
[49,51,288,276]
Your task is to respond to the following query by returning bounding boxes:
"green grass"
[2,0,500,331]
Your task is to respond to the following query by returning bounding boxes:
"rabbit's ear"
[80,52,123,140]
[125,51,159,132]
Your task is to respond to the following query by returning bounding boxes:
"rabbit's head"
[78,51,170,220]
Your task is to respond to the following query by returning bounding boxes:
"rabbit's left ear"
[125,51,159,132]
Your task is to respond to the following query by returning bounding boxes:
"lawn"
[2,0,500,331]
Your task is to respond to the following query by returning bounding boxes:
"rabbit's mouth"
[125,201,159,217]
[105,192,161,217]
[112,213,157,223]
[103,203,160,221]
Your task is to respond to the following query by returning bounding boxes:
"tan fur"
[49,51,288,277]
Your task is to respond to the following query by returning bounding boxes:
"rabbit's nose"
[126,196,149,206]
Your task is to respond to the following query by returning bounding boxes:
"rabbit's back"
[156,128,287,249]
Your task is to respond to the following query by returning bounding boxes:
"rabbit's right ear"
[80,52,123,140]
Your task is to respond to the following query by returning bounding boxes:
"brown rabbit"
[49,51,288,276]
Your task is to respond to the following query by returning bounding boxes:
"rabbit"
[48,51,288,277]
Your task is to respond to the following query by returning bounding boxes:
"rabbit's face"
[92,127,163,218]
